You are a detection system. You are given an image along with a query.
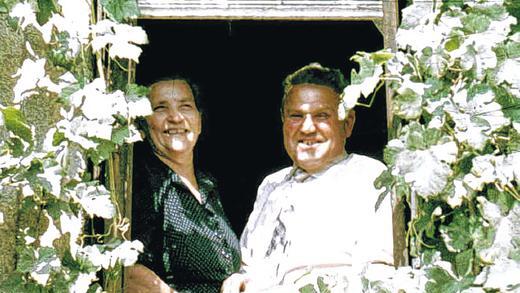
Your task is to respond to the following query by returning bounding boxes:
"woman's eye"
[180,104,193,110]
[153,105,166,111]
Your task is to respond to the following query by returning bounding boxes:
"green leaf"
[440,211,474,252]
[506,0,520,34]
[473,4,508,21]
[126,83,150,101]
[299,284,318,293]
[494,86,520,122]
[487,185,515,214]
[444,33,462,52]
[370,50,393,65]
[425,266,473,293]
[0,272,25,293]
[36,0,58,25]
[455,249,473,277]
[46,198,72,220]
[441,0,463,10]
[0,0,18,13]
[317,276,331,293]
[17,246,36,273]
[111,125,129,145]
[423,128,443,147]
[374,170,393,211]
[6,137,26,157]
[88,139,116,165]
[2,107,33,145]
[462,13,491,34]
[350,53,377,85]
[100,0,139,22]
[404,122,426,150]
[53,130,65,146]
[393,89,423,120]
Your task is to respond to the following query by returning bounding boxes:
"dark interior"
[136,19,387,233]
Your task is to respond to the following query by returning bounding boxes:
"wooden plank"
[138,0,383,20]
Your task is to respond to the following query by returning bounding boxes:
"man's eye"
[289,114,303,119]
[180,104,193,110]
[315,113,330,119]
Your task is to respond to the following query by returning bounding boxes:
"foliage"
[1,0,148,292]
[338,0,520,292]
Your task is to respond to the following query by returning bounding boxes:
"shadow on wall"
[136,20,387,234]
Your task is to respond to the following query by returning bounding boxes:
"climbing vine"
[339,0,520,292]
[0,0,148,292]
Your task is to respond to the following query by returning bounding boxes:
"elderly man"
[222,64,394,292]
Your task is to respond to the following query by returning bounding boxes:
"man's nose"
[300,114,316,133]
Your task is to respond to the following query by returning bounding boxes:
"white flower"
[128,97,153,118]
[125,124,144,143]
[37,161,63,197]
[0,211,3,225]
[11,58,46,103]
[30,253,61,286]
[82,89,125,121]
[394,141,457,198]
[109,240,143,267]
[60,211,83,257]
[40,212,61,247]
[69,78,107,109]
[74,184,115,219]
[91,20,148,63]
[24,235,36,245]
[78,245,110,269]
[70,272,98,293]
[496,58,520,97]
[445,88,510,150]
[341,84,361,110]
[447,179,467,208]
[56,117,98,150]
[9,2,38,30]
[463,154,515,191]
[398,74,430,96]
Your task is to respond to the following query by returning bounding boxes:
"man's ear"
[344,109,356,138]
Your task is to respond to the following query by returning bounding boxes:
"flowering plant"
[335,0,520,292]
[0,0,149,291]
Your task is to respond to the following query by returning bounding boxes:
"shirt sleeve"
[353,158,394,266]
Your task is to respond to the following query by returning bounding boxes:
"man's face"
[283,83,354,174]
[146,80,201,157]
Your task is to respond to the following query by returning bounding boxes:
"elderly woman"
[128,78,240,293]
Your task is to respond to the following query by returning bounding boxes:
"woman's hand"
[221,273,249,293]
[126,264,175,293]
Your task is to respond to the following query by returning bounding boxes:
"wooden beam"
[382,0,408,268]
[138,0,383,20]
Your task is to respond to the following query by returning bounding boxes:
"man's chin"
[295,156,323,172]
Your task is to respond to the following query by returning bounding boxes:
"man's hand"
[126,264,175,293]
[221,273,249,293]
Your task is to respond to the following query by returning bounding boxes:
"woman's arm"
[126,264,176,293]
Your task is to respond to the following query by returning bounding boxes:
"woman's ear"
[344,109,356,138]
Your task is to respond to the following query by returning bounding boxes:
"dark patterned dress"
[132,142,241,293]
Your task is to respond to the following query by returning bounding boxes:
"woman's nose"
[167,108,184,123]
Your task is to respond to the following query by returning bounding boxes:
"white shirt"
[239,154,394,291]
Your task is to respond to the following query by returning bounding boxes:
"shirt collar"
[285,152,349,183]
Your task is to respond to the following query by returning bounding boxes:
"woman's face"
[146,80,201,158]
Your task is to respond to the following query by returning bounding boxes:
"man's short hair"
[281,63,348,114]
